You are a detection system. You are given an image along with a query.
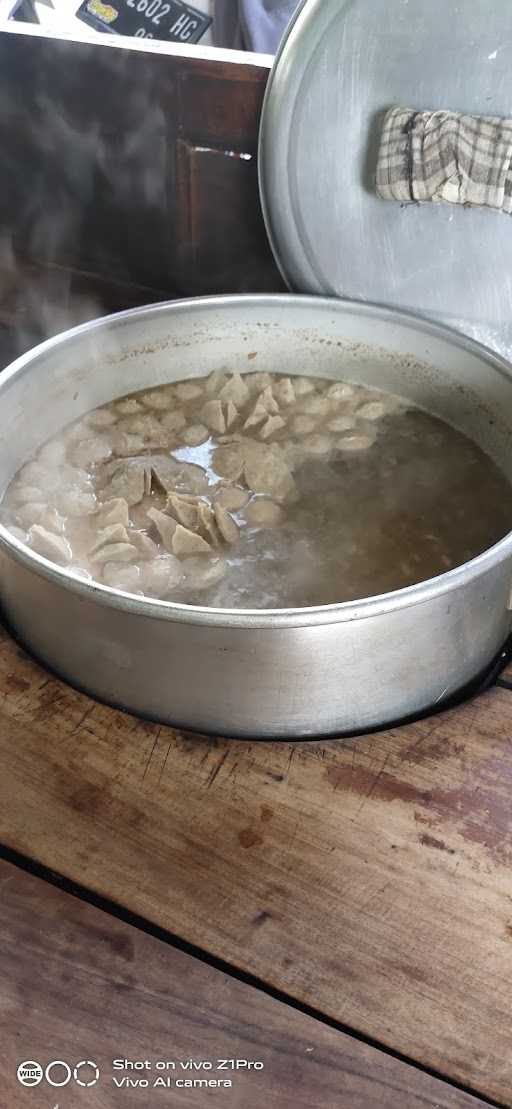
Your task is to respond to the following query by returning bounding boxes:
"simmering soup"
[1,370,510,608]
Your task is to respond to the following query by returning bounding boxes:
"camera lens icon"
[74,1060,100,1087]
[17,1058,100,1088]
[17,1061,43,1087]
[45,1061,72,1087]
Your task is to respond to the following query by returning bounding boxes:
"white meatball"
[175,382,204,402]
[337,432,376,452]
[357,401,387,421]
[302,434,332,455]
[180,424,209,447]
[326,382,355,401]
[141,555,183,596]
[293,377,316,397]
[70,437,113,469]
[160,409,187,433]
[181,556,227,592]
[245,500,283,527]
[140,388,174,411]
[58,490,98,516]
[116,397,143,416]
[296,394,329,417]
[214,486,250,511]
[87,409,118,430]
[328,416,356,432]
[291,415,317,436]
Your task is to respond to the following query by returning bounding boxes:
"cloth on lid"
[376,106,512,214]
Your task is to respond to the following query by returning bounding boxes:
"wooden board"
[0,858,488,1109]
[0,624,511,1105]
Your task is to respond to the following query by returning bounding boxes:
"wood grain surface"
[0,626,511,1104]
[0,858,490,1109]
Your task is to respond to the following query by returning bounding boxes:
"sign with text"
[77,0,212,44]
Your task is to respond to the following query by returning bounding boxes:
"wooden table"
[0,24,511,1109]
[1,618,511,1108]
[0,855,489,1109]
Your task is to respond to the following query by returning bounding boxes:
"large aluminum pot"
[1,294,512,738]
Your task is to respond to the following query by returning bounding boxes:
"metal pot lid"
[259,0,512,359]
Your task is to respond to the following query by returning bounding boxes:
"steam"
[0,41,170,366]
[0,238,103,360]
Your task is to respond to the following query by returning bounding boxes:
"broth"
[1,370,510,608]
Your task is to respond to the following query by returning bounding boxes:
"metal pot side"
[1,295,511,737]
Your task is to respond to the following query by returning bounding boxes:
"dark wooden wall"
[0,28,283,359]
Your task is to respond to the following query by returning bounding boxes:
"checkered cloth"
[376,106,512,214]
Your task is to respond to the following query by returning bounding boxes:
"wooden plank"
[0,858,488,1109]
[0,29,283,297]
[0,624,511,1105]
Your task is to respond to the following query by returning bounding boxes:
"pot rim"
[1,292,512,631]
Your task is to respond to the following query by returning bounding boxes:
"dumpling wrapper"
[201,400,226,435]
[97,497,130,528]
[172,524,212,558]
[213,504,239,545]
[147,507,178,552]
[29,525,72,564]
[166,493,199,530]
[218,372,250,408]
[141,555,183,595]
[92,542,138,565]
[89,523,129,555]
[181,556,227,592]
